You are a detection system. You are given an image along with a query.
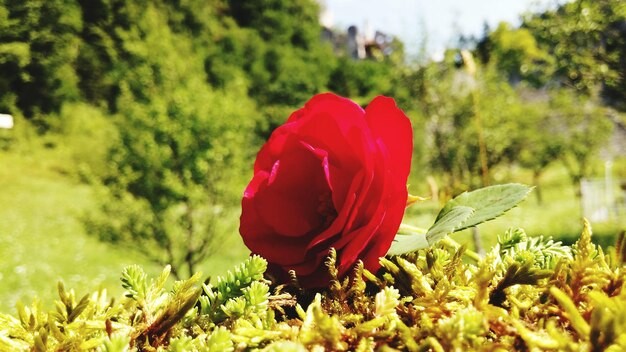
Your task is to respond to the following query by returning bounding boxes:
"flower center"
[317,191,337,228]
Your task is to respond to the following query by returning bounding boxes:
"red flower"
[240,93,412,287]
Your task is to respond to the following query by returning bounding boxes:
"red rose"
[240,93,412,288]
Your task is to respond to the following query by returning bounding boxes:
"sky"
[321,0,567,60]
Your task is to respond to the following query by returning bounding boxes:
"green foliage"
[389,184,531,255]
[498,228,572,270]
[481,22,555,86]
[547,90,614,189]
[79,1,261,279]
[328,57,394,100]
[0,0,82,121]
[436,183,531,236]
[426,206,476,244]
[523,0,626,107]
[410,60,478,189]
[434,184,532,232]
[227,0,321,47]
[205,0,337,136]
[198,255,268,323]
[2,223,625,351]
[45,102,119,178]
[259,45,334,107]
[410,62,540,191]
[1,0,359,279]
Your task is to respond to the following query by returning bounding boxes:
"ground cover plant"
[1,219,624,351]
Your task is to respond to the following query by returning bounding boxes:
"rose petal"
[334,206,386,277]
[293,106,376,212]
[305,169,365,250]
[253,126,292,173]
[240,171,274,237]
[365,96,413,183]
[244,233,312,265]
[286,93,364,124]
[253,142,333,237]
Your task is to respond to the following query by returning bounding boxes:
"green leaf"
[434,183,531,233]
[387,232,429,256]
[387,184,530,256]
[426,206,475,245]
[388,206,474,256]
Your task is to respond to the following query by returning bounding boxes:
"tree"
[87,2,258,278]
[415,56,475,193]
[479,22,554,87]
[413,54,530,194]
[328,57,393,101]
[515,99,563,204]
[227,0,321,48]
[221,0,336,137]
[0,0,82,124]
[548,90,613,195]
[523,0,626,109]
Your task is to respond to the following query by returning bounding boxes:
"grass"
[0,141,250,314]
[0,146,153,313]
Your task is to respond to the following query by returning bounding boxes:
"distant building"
[318,0,395,60]
[321,24,395,60]
[347,25,365,59]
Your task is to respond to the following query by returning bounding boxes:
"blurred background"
[0,0,624,312]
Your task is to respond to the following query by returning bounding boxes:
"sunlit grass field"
[0,141,623,314]
[0,144,249,313]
